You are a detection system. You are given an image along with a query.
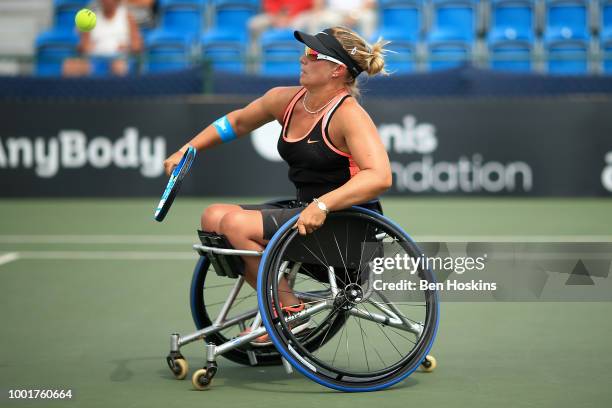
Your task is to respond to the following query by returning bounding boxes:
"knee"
[218,211,251,240]
[201,204,231,231]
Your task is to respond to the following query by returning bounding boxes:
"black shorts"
[239,199,383,241]
[239,201,306,241]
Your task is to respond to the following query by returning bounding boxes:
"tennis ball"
[75,9,96,32]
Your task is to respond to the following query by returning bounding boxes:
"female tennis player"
[163,27,391,338]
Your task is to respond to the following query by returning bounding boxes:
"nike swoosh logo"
[307,139,319,144]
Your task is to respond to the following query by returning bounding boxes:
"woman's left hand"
[293,203,327,235]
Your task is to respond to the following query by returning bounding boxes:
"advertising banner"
[1,97,611,197]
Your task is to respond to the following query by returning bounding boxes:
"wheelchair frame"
[166,205,438,391]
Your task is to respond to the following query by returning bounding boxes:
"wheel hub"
[343,283,364,304]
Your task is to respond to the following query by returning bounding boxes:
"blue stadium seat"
[159,0,206,41]
[544,0,589,41]
[201,30,246,72]
[603,41,612,73]
[145,30,193,73]
[429,0,478,42]
[212,0,259,41]
[427,41,471,70]
[35,29,79,76]
[259,29,301,76]
[602,2,612,73]
[488,39,533,71]
[376,29,418,73]
[486,1,535,72]
[53,0,89,31]
[489,0,535,42]
[543,1,589,74]
[602,1,612,41]
[378,0,424,41]
[426,0,477,70]
[545,39,588,74]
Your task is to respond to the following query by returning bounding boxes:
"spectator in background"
[248,0,314,44]
[126,0,158,33]
[297,0,378,40]
[63,0,143,76]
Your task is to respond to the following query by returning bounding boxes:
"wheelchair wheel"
[190,256,281,366]
[257,207,439,391]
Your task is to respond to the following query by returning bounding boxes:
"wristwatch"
[312,198,329,214]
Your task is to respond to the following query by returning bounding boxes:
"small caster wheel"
[171,358,189,380]
[192,368,212,390]
[421,355,437,373]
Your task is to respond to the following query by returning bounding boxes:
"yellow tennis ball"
[75,9,96,32]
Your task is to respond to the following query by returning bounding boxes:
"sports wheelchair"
[166,199,439,392]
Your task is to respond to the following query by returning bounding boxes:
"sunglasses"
[304,46,346,67]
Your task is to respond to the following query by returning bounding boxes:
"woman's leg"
[219,209,301,308]
[200,203,243,232]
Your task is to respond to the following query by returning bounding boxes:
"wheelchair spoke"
[272,291,333,308]
[345,222,350,280]
[358,237,401,278]
[358,304,419,346]
[379,322,418,346]
[300,241,331,275]
[352,311,387,368]
[296,301,344,348]
[331,318,348,366]
[226,289,257,309]
[299,263,346,288]
[356,221,371,284]
[333,233,351,285]
[355,314,371,372]
[297,244,350,290]
[204,292,255,308]
[345,318,351,370]
[312,231,331,270]
[366,298,422,326]
[358,304,403,358]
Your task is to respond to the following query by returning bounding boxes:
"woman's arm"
[163,86,298,175]
[78,31,92,55]
[127,12,143,53]
[318,100,392,211]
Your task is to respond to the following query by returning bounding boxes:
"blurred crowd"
[63,0,379,77]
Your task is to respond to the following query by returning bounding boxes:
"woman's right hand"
[163,150,185,176]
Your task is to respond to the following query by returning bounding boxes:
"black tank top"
[277,87,361,203]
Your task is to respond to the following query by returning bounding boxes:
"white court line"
[0,252,20,266]
[1,234,612,244]
[0,235,194,244]
[16,251,195,260]
[414,235,612,242]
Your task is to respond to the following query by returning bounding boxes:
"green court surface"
[1,198,611,407]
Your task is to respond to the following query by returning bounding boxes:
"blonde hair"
[330,26,391,97]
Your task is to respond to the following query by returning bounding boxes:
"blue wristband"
[212,116,237,143]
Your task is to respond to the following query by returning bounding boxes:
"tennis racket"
[154,146,196,222]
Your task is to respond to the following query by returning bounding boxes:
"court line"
[3,234,612,244]
[0,235,194,244]
[15,251,196,260]
[415,235,612,242]
[0,252,20,266]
